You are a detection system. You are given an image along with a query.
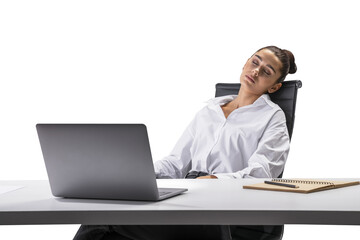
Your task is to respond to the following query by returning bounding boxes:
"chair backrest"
[215,80,302,140]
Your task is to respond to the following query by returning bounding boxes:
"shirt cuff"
[153,161,163,178]
[153,161,173,179]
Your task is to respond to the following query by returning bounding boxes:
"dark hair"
[257,46,297,83]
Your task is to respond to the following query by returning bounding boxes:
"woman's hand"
[196,175,218,179]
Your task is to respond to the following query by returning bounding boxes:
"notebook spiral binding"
[271,178,335,186]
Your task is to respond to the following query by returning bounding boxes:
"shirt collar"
[207,94,275,109]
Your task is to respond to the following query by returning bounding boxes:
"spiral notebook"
[243,179,360,193]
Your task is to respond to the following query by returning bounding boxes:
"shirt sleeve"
[153,116,196,179]
[214,110,290,179]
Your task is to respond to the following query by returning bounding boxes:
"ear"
[267,83,282,93]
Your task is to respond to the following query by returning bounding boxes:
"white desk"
[1,179,360,225]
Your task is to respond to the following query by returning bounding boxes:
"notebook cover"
[243,180,360,193]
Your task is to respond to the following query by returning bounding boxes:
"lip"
[245,75,255,84]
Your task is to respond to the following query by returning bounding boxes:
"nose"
[252,68,259,77]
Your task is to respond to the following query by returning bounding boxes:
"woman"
[74,45,297,240]
[155,45,296,180]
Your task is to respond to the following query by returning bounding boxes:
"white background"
[1,0,359,239]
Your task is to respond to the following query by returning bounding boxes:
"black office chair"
[216,80,302,179]
[216,80,302,240]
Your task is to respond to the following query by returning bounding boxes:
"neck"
[232,88,262,108]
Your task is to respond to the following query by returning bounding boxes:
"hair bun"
[284,49,297,74]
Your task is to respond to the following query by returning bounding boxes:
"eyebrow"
[255,55,276,74]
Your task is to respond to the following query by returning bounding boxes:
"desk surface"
[1,179,360,225]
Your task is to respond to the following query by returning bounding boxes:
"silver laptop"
[36,124,187,201]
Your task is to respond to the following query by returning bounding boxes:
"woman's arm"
[154,117,196,179]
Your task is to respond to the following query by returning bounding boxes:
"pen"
[264,181,299,188]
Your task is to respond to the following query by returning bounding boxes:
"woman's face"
[240,49,283,95]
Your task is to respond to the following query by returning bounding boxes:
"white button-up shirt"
[154,94,290,179]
